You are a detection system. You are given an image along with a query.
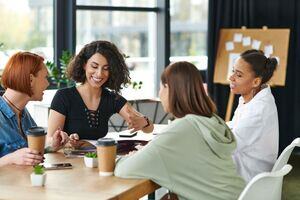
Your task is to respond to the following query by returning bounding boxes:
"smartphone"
[119,131,137,138]
[43,163,73,170]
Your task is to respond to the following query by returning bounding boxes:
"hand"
[51,127,69,151]
[126,105,148,133]
[9,148,44,166]
[67,133,81,148]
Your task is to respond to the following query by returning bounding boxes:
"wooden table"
[0,153,160,200]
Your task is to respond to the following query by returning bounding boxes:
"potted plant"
[84,152,98,168]
[46,50,74,89]
[30,165,46,186]
[130,81,143,90]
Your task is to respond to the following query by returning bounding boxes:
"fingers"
[69,133,79,140]
[59,131,69,145]
[21,148,44,165]
[127,113,148,132]
[67,133,81,148]
[25,152,44,164]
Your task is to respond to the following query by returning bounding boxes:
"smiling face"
[229,57,261,102]
[30,64,49,101]
[84,53,109,88]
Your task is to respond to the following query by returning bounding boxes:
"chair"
[238,164,292,200]
[272,138,300,172]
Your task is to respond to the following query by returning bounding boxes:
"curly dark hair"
[67,40,130,94]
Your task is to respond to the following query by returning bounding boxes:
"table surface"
[0,152,160,200]
[0,125,169,200]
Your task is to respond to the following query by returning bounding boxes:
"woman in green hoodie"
[114,61,245,200]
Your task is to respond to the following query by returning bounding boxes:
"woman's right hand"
[8,148,44,166]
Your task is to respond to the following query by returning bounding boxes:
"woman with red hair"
[0,52,68,167]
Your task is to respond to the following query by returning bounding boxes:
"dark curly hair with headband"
[67,40,130,94]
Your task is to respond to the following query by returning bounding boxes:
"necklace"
[3,95,22,112]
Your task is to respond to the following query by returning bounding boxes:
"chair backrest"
[238,164,292,200]
[272,138,300,172]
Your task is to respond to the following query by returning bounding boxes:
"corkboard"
[214,28,290,86]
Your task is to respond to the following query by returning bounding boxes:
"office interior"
[0,0,300,199]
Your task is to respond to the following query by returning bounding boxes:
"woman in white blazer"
[227,49,279,182]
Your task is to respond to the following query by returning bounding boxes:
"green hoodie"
[115,114,245,200]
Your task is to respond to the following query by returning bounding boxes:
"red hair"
[1,52,44,96]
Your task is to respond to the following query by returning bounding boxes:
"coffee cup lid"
[26,127,46,136]
[96,138,117,146]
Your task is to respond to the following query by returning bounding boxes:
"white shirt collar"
[239,85,271,105]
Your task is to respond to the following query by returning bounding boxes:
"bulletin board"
[213,28,290,86]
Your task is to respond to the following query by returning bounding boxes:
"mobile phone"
[43,163,73,170]
[119,131,137,138]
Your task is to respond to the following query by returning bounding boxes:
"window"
[77,0,156,7]
[170,0,208,70]
[0,0,54,71]
[75,2,158,99]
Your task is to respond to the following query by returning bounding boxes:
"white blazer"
[227,86,279,182]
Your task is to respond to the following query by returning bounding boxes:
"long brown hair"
[161,61,216,118]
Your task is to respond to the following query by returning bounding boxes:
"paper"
[242,36,251,46]
[252,40,261,50]
[233,33,243,42]
[264,45,274,55]
[225,41,234,51]
[227,53,240,80]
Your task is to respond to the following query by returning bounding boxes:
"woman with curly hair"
[47,41,153,142]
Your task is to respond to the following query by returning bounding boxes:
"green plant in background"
[33,165,45,175]
[130,81,143,90]
[0,42,3,49]
[122,53,143,90]
[46,50,74,88]
[85,152,97,158]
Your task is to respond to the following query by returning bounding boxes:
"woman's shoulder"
[102,88,126,100]
[55,86,77,97]
[56,86,76,93]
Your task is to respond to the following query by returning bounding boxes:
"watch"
[143,116,150,128]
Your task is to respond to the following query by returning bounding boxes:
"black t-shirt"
[50,86,127,140]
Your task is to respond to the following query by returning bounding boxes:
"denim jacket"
[0,97,36,157]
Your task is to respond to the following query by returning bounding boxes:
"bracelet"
[143,116,150,128]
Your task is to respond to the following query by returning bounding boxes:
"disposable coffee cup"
[26,127,46,155]
[96,138,117,176]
